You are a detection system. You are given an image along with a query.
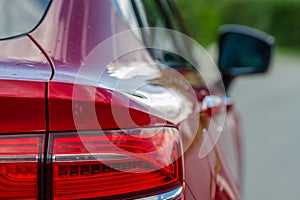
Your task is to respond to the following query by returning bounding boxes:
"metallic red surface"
[30,0,242,199]
[0,0,243,199]
[31,0,117,83]
[0,79,46,133]
[0,35,51,134]
[0,36,52,81]
[48,81,168,131]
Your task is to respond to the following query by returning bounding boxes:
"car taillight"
[0,134,44,200]
[48,127,183,199]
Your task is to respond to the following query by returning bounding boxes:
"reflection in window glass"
[113,0,142,40]
[133,0,192,68]
[114,0,194,69]
[0,0,50,39]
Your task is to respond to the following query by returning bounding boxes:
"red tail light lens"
[0,134,44,200]
[49,127,183,199]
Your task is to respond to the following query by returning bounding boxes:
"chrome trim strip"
[136,186,183,200]
[0,155,38,162]
[53,153,133,162]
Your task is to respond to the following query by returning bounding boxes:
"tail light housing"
[0,128,183,199]
[0,134,44,200]
[48,127,183,199]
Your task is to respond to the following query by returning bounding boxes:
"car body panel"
[47,81,172,131]
[32,0,242,199]
[0,36,52,81]
[0,35,52,133]
[30,0,116,83]
[29,1,218,199]
[0,0,243,199]
[0,79,46,133]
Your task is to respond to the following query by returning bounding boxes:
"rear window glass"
[0,0,51,39]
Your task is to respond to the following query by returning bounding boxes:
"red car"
[0,0,274,199]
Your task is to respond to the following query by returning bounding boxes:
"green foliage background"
[175,0,300,49]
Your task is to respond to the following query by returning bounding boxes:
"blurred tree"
[175,0,300,50]
[175,0,222,46]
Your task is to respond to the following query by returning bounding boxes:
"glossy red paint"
[30,0,117,83]
[0,32,51,133]
[29,1,219,198]
[0,0,244,199]
[0,36,52,81]
[48,81,169,131]
[0,79,46,133]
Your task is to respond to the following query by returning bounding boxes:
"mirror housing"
[218,25,275,88]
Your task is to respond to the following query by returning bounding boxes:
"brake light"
[48,127,183,199]
[0,134,44,200]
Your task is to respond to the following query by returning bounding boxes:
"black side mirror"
[218,24,275,77]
